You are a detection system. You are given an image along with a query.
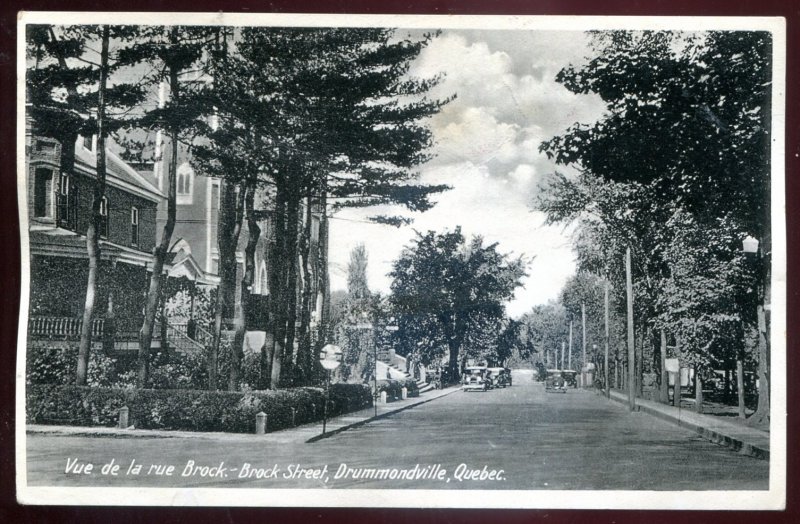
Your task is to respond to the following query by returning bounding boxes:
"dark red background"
[1,1,797,523]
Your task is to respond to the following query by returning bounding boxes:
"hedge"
[27,383,372,434]
[375,378,419,400]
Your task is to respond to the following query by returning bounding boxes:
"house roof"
[29,228,152,267]
[74,144,164,203]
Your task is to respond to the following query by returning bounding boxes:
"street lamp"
[741,233,769,424]
[742,235,759,254]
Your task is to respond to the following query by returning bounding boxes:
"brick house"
[26,121,163,343]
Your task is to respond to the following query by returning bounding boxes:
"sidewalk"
[26,386,461,445]
[599,388,769,460]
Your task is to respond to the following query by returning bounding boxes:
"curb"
[305,387,460,443]
[597,389,769,460]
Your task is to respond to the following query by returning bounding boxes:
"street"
[26,370,768,490]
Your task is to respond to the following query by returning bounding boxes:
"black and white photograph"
[15,12,786,509]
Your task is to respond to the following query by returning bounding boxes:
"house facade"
[26,121,163,338]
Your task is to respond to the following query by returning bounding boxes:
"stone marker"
[401,387,408,400]
[256,411,267,435]
[118,406,129,429]
[380,391,387,404]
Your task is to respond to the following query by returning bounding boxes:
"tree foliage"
[389,228,525,376]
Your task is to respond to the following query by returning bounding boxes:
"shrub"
[26,383,372,433]
[26,343,120,388]
[374,378,418,400]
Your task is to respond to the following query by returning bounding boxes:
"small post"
[291,407,296,427]
[401,387,408,400]
[256,411,267,435]
[118,406,129,429]
[380,391,387,404]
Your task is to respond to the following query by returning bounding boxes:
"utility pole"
[626,246,635,411]
[582,302,587,387]
[568,321,573,369]
[605,280,610,398]
[561,340,565,370]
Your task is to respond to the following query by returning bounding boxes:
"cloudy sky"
[328,29,607,318]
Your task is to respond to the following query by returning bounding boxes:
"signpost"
[319,344,342,435]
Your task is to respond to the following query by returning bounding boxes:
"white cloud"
[328,28,605,317]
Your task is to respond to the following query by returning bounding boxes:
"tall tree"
[538,30,772,420]
[27,25,148,384]
[389,228,525,380]
[232,27,452,388]
[119,27,215,387]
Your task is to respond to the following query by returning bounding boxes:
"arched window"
[176,162,194,204]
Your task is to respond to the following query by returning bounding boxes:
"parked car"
[562,369,578,388]
[487,367,508,388]
[545,370,567,393]
[504,367,513,386]
[462,366,489,392]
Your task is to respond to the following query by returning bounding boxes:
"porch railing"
[28,316,104,339]
[27,316,207,356]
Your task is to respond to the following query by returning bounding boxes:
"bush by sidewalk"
[375,378,419,400]
[27,383,372,433]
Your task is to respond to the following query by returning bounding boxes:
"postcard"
[16,11,786,509]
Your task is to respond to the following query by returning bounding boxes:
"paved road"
[25,370,768,490]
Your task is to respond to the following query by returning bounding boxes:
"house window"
[211,181,220,210]
[56,173,74,229]
[176,163,194,204]
[33,168,53,218]
[130,207,139,246]
[81,134,93,151]
[99,197,108,238]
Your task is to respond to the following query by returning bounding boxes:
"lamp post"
[742,234,769,425]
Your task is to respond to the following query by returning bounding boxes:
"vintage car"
[462,366,489,392]
[545,370,567,393]
[562,369,578,388]
[487,367,508,388]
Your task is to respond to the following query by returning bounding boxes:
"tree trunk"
[269,182,288,389]
[231,183,259,391]
[625,247,635,410]
[748,304,770,426]
[77,26,110,385]
[138,41,180,388]
[736,353,746,419]
[658,329,669,403]
[297,193,315,383]
[283,192,301,376]
[695,372,704,414]
[210,180,242,390]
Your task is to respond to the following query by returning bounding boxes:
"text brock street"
[64,458,506,483]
